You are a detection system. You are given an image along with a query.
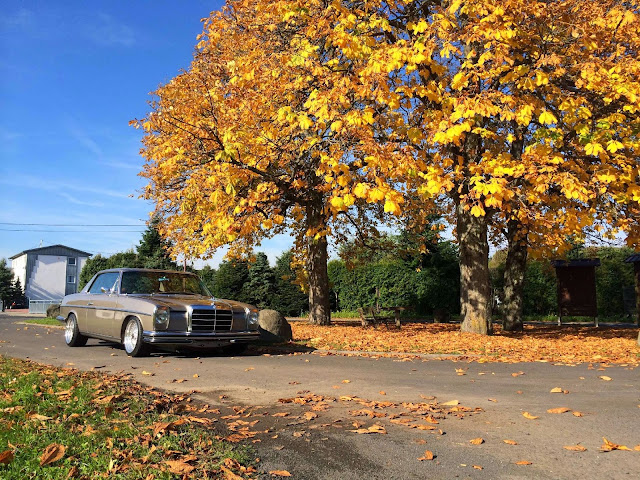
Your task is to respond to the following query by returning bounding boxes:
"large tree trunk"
[306,204,331,325]
[457,202,492,335]
[503,219,528,332]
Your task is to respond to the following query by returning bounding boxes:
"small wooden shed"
[623,253,640,326]
[551,259,601,326]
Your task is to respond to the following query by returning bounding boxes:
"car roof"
[97,268,197,275]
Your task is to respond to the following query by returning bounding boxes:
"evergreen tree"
[242,253,275,309]
[0,259,14,310]
[272,250,308,316]
[199,265,217,296]
[137,217,177,270]
[79,254,110,289]
[211,259,249,301]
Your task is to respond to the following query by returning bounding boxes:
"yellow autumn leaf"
[538,110,557,125]
[547,407,571,414]
[564,445,587,452]
[585,142,605,156]
[522,412,539,420]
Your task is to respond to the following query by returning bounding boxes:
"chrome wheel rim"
[123,320,139,353]
[65,318,74,344]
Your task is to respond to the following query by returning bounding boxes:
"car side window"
[88,272,120,294]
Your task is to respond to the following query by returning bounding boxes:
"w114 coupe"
[57,268,260,356]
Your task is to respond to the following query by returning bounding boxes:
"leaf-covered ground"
[291,323,640,364]
[0,356,255,479]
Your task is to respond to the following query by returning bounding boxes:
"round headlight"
[154,307,170,329]
[245,307,259,328]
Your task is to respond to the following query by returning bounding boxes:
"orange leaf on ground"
[572,411,583,417]
[634,445,640,451]
[441,400,459,406]
[350,424,387,434]
[547,407,571,414]
[564,445,587,452]
[550,387,564,393]
[470,437,484,445]
[522,412,538,420]
[503,439,518,445]
[417,450,434,461]
[379,391,386,395]
[269,470,292,477]
[473,465,483,470]
[221,466,244,480]
[601,437,631,452]
[165,460,196,475]
[290,323,640,364]
[40,443,65,466]
[599,376,612,381]
[515,460,532,465]
[0,450,14,465]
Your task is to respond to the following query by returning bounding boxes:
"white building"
[10,245,92,301]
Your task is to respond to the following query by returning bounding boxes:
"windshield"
[120,271,211,296]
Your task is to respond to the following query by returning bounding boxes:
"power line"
[0,229,146,232]
[0,222,145,227]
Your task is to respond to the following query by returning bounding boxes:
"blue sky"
[0,1,292,267]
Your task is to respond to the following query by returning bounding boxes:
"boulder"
[433,308,450,323]
[46,304,61,319]
[258,310,293,343]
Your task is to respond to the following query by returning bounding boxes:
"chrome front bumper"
[142,330,260,345]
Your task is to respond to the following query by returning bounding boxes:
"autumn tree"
[133,0,403,324]
[326,0,640,334]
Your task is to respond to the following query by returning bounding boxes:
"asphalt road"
[1,313,639,479]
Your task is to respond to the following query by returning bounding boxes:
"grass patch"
[21,318,61,326]
[0,356,254,479]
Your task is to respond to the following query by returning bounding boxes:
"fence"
[29,300,62,315]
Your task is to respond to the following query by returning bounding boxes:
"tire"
[64,314,88,347]
[122,317,150,357]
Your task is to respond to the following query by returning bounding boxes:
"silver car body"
[57,268,260,350]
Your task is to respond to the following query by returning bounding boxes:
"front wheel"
[65,314,88,347]
[122,317,150,357]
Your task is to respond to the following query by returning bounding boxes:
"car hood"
[124,294,255,312]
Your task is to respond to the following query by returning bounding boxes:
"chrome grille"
[191,307,233,332]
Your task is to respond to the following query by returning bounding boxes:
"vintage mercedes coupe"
[57,268,260,357]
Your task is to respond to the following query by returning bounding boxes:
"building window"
[68,257,76,265]
[67,275,76,284]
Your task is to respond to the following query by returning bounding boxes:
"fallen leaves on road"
[515,460,532,465]
[269,470,292,477]
[547,407,571,414]
[469,437,484,445]
[550,387,569,394]
[291,323,640,364]
[503,439,518,445]
[564,445,587,452]
[417,450,434,461]
[522,412,539,420]
[601,437,632,452]
[599,376,612,381]
[350,424,387,434]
